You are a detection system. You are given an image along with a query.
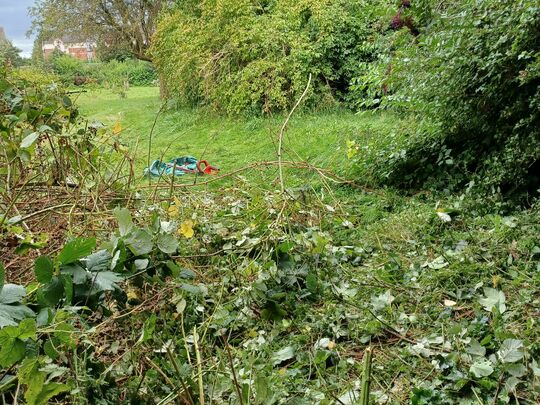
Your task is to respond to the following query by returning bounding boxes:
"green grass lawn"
[77,87,397,186]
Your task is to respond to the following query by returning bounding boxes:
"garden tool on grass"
[144,156,220,177]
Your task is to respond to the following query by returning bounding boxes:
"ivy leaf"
[113,207,133,236]
[57,238,96,265]
[271,346,295,366]
[497,339,524,363]
[34,256,54,284]
[470,359,494,378]
[371,290,395,311]
[478,288,506,314]
[157,233,179,254]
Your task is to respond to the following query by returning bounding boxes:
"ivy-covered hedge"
[351,0,540,204]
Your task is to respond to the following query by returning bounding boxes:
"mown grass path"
[77,87,396,184]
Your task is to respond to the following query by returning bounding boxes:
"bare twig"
[277,73,312,192]
[221,333,244,405]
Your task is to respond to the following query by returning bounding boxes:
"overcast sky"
[0,0,37,58]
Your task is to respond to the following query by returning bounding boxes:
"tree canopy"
[30,0,165,61]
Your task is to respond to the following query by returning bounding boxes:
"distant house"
[42,37,96,61]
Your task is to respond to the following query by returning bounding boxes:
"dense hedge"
[151,0,393,115]
[351,0,540,204]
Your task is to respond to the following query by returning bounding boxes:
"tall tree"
[30,0,165,61]
[0,30,24,67]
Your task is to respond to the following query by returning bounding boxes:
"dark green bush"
[352,0,540,204]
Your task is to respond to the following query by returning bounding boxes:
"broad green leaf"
[61,275,73,304]
[157,233,179,254]
[530,359,540,377]
[0,320,35,366]
[92,271,123,292]
[271,346,295,365]
[19,357,69,405]
[0,335,25,367]
[20,132,39,148]
[467,340,486,357]
[32,382,70,405]
[57,238,96,265]
[125,229,153,256]
[181,283,205,295]
[113,207,133,236]
[506,363,527,377]
[470,359,494,378]
[34,256,54,284]
[42,277,65,306]
[478,288,506,314]
[17,318,37,340]
[497,339,524,363]
[0,303,34,327]
[60,264,88,284]
[0,284,26,304]
[84,250,111,272]
[134,259,149,270]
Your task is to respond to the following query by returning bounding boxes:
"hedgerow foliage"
[44,52,157,86]
[351,0,540,203]
[151,0,392,115]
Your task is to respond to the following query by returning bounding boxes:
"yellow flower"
[168,197,182,218]
[112,121,122,135]
[179,220,195,238]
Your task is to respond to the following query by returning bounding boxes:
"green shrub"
[44,52,157,86]
[47,52,84,82]
[352,0,540,204]
[151,0,393,115]
[84,59,157,86]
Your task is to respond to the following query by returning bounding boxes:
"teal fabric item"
[144,156,199,177]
